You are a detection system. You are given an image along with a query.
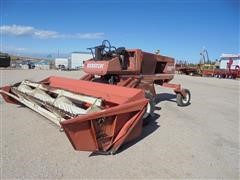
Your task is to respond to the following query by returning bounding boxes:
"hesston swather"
[0,40,191,154]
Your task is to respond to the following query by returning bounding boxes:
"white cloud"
[15,47,27,51]
[0,25,34,36]
[75,33,105,39]
[33,30,59,39]
[0,24,104,39]
[2,45,27,52]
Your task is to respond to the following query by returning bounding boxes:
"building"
[70,52,92,69]
[219,54,240,70]
[55,58,69,69]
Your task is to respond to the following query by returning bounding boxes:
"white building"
[70,52,92,69]
[219,54,240,70]
[55,58,69,69]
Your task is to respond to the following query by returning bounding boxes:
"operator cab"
[87,40,132,70]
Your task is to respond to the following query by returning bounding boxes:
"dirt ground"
[0,69,239,179]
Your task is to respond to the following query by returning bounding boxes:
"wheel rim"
[182,93,189,104]
[143,102,151,119]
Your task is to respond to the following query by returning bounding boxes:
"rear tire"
[176,89,191,106]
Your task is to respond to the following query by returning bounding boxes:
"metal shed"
[70,52,92,69]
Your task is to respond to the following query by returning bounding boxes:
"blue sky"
[1,0,239,62]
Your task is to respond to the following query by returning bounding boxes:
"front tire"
[143,91,155,125]
[176,89,191,106]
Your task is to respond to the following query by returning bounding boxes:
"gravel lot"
[0,69,239,179]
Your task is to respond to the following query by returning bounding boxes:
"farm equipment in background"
[175,48,239,78]
[175,63,198,76]
[176,48,214,76]
[0,40,191,154]
[201,54,240,79]
[175,63,220,77]
[202,65,240,79]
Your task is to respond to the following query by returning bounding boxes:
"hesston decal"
[86,63,104,69]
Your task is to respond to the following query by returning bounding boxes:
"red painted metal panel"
[0,76,148,153]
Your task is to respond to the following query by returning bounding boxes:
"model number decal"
[86,63,104,69]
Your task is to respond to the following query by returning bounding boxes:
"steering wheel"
[102,40,111,53]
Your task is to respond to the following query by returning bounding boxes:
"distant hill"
[9,55,49,62]
[6,52,70,60]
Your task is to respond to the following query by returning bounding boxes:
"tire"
[142,91,155,125]
[176,89,191,106]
